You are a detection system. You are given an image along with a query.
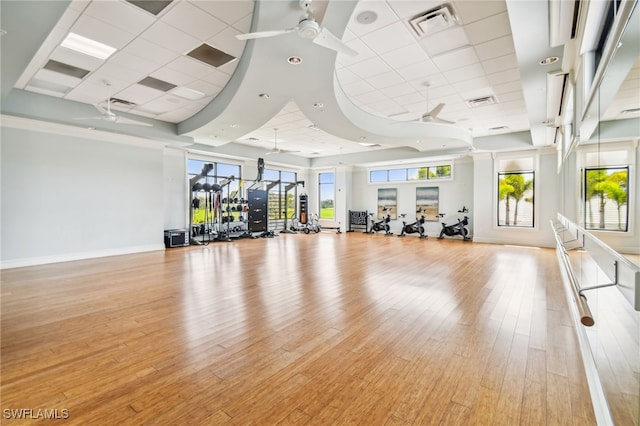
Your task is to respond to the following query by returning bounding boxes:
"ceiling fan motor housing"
[298,19,320,38]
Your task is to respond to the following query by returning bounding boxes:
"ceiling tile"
[444,63,485,83]
[482,53,518,75]
[432,46,479,71]
[191,0,254,26]
[32,68,82,90]
[122,38,179,67]
[394,59,439,81]
[366,70,406,89]
[70,14,136,50]
[167,56,215,79]
[140,20,201,55]
[346,56,393,79]
[117,84,165,105]
[342,79,377,97]
[95,61,149,86]
[336,68,361,86]
[50,46,104,72]
[419,26,469,57]
[379,82,420,98]
[107,50,162,76]
[206,26,246,58]
[486,68,521,86]
[84,0,155,35]
[360,21,416,55]
[465,12,511,45]
[338,37,379,68]
[161,1,227,41]
[452,76,491,95]
[474,35,515,61]
[185,79,223,97]
[379,43,431,69]
[151,64,197,87]
[454,0,507,25]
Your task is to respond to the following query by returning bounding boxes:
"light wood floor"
[1,232,595,425]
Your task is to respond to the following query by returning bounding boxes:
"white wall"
[163,148,187,230]
[1,125,165,268]
[349,159,474,236]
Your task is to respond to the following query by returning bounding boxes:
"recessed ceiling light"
[313,102,324,108]
[288,56,302,64]
[258,93,270,99]
[539,56,559,65]
[356,10,378,25]
[61,32,116,60]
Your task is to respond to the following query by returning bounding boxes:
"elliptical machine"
[438,206,471,241]
[370,213,393,235]
[398,214,427,238]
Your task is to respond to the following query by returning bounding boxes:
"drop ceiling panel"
[191,0,254,27]
[419,26,470,57]
[140,20,201,55]
[96,61,149,85]
[117,84,165,105]
[366,71,406,89]
[107,50,162,76]
[444,63,485,83]
[166,56,214,79]
[345,56,393,79]
[451,76,491,94]
[185,79,223,97]
[474,35,515,61]
[206,26,246,58]
[84,0,155,35]
[360,21,416,55]
[432,46,479,71]
[336,68,361,86]
[161,1,227,41]
[379,82,420,98]
[50,46,105,72]
[454,1,507,25]
[32,68,82,90]
[394,60,440,81]
[486,68,521,86]
[379,43,431,69]
[387,0,445,20]
[122,38,179,66]
[465,12,512,45]
[482,53,518,75]
[70,14,137,50]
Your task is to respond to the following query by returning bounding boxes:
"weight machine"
[189,163,213,245]
[281,180,305,234]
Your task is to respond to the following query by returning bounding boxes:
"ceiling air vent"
[126,1,173,16]
[109,97,136,106]
[138,76,176,92]
[466,96,496,108]
[43,59,89,79]
[408,4,459,38]
[187,44,236,68]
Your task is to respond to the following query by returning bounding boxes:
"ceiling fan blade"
[313,27,358,57]
[428,103,445,117]
[236,28,296,40]
[73,116,104,121]
[433,117,455,124]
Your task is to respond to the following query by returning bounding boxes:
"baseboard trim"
[0,244,165,270]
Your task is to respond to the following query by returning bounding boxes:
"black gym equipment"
[370,213,393,235]
[188,163,214,245]
[438,207,471,240]
[398,213,427,238]
[281,181,305,234]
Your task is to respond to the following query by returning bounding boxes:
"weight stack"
[299,194,308,224]
[247,189,268,232]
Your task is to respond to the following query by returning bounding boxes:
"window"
[319,172,335,219]
[371,164,453,183]
[188,159,241,224]
[583,166,628,231]
[497,171,535,228]
[263,168,298,221]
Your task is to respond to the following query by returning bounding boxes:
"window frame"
[318,171,335,220]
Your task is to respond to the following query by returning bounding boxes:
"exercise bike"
[370,213,393,235]
[438,208,471,241]
[398,214,427,238]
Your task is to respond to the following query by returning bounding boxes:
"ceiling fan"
[73,81,152,127]
[418,83,454,124]
[236,0,358,57]
[266,128,300,155]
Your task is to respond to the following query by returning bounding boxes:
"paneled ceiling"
[1,0,638,165]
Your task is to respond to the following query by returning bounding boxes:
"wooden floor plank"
[0,233,596,424]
